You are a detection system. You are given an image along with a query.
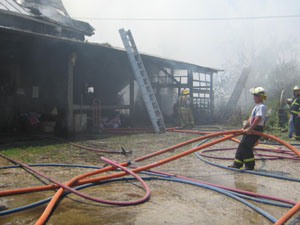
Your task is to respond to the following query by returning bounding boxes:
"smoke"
[214,37,300,117]
[61,0,300,114]
[62,0,300,68]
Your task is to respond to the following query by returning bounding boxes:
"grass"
[0,142,71,163]
[0,132,199,165]
[0,127,296,166]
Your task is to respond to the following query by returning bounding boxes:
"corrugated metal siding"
[0,0,94,36]
[0,3,7,10]
[0,0,31,15]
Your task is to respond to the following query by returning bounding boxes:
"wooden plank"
[73,104,131,111]
[67,52,76,133]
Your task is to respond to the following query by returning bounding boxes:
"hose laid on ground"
[101,127,155,134]
[34,132,242,225]
[140,168,297,205]
[259,141,300,146]
[0,162,293,224]
[224,190,293,208]
[0,163,102,170]
[0,157,279,224]
[191,134,300,225]
[0,153,150,206]
[153,176,277,223]
[199,147,300,161]
[69,142,125,154]
[0,176,278,223]
[195,151,300,182]
[1,129,300,225]
[0,132,242,196]
[99,156,151,205]
[0,180,105,216]
[2,131,242,225]
[134,130,242,162]
[262,142,300,146]
[170,129,241,144]
[147,130,300,225]
[1,163,295,213]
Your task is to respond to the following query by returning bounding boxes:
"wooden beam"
[161,68,180,85]
[209,73,214,120]
[188,69,193,99]
[73,104,131,111]
[130,78,135,124]
[192,89,211,94]
[67,51,77,134]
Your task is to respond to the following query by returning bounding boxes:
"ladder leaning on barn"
[119,28,166,133]
[222,67,251,120]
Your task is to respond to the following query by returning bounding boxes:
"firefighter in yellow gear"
[290,86,300,140]
[178,88,195,128]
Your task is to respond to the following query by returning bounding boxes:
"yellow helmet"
[250,87,267,100]
[182,89,189,95]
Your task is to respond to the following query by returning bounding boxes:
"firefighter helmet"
[250,87,267,100]
[293,86,300,91]
[182,89,189,95]
[293,86,300,97]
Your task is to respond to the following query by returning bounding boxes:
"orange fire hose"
[0,129,242,197]
[41,130,300,225]
[34,132,240,225]
[171,130,300,225]
[171,129,241,144]
[1,129,300,225]
[35,130,300,225]
[35,130,242,225]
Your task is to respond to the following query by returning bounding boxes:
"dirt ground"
[1,129,300,225]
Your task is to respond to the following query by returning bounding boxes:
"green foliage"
[264,98,280,131]
[223,97,286,132]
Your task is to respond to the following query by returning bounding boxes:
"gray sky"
[62,0,300,69]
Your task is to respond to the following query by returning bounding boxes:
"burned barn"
[0,0,220,136]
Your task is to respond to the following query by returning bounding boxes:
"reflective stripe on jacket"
[290,96,300,115]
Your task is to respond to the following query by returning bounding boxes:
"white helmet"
[250,87,267,100]
[294,86,300,97]
[293,86,300,91]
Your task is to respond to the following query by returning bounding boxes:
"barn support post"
[67,51,77,134]
[209,72,214,121]
[129,77,135,124]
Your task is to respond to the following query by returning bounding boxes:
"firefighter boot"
[245,161,255,170]
[228,159,243,169]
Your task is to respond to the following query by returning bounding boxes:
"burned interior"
[0,0,219,136]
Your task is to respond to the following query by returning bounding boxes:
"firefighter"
[285,86,300,138]
[229,87,267,170]
[289,85,300,140]
[178,88,195,128]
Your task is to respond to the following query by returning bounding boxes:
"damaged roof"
[0,23,221,74]
[0,0,94,38]
[0,0,31,15]
[0,1,220,73]
[19,0,94,36]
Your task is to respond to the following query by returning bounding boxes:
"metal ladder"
[222,67,250,120]
[119,28,166,133]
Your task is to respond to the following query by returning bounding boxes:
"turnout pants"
[179,107,195,127]
[233,126,264,169]
[293,115,300,140]
[288,115,294,138]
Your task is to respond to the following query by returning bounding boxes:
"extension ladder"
[222,67,250,120]
[119,28,166,133]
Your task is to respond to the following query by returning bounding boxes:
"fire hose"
[1,129,300,225]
